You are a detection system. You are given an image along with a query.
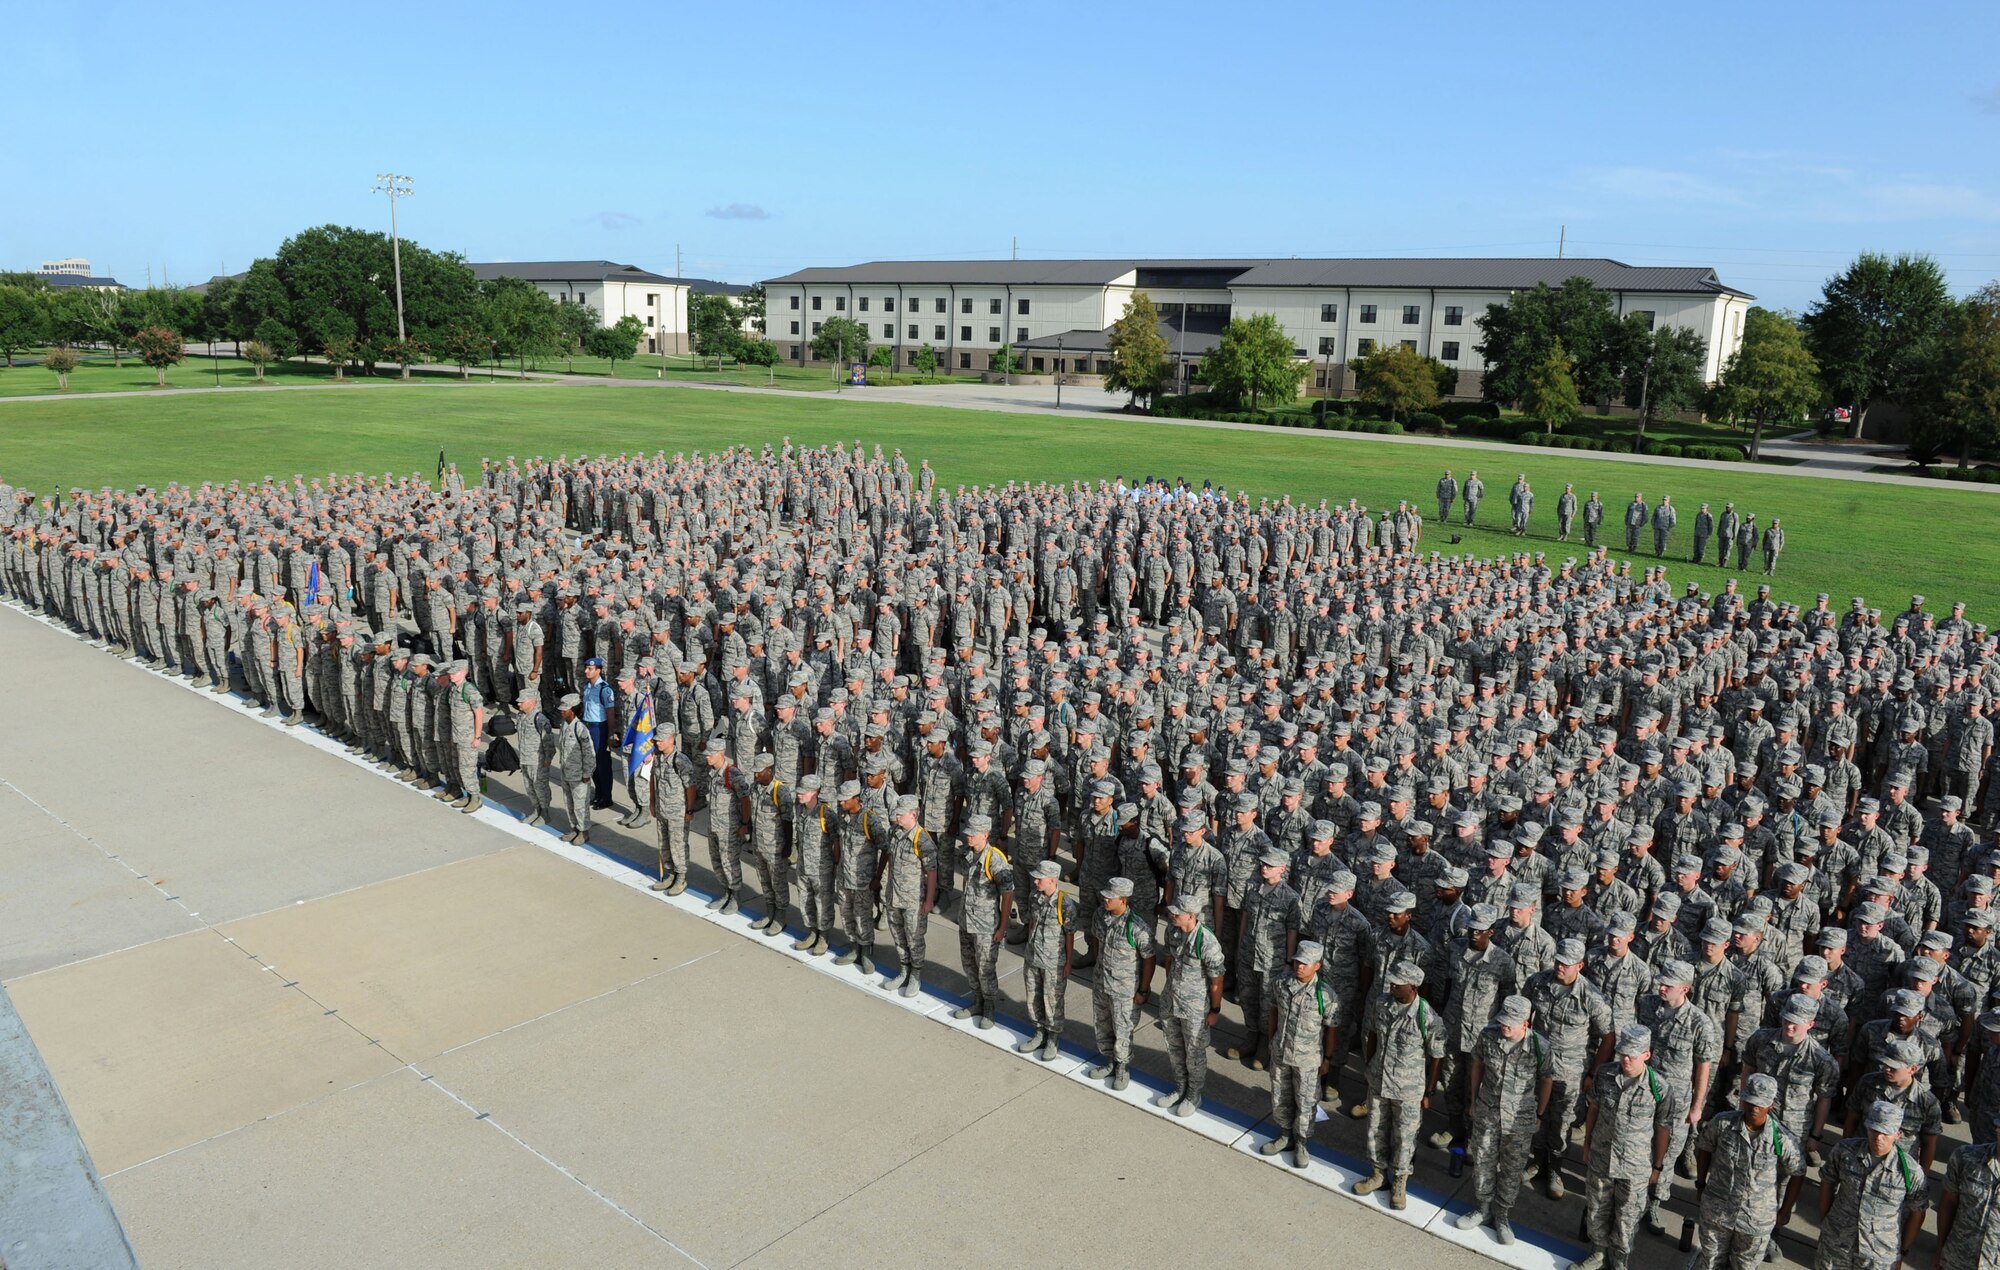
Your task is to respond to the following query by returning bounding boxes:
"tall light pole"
[1055,335,1065,408]
[371,173,415,348]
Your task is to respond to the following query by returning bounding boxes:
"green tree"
[739,283,767,334]
[1198,313,1309,411]
[691,292,742,365]
[316,311,359,380]
[252,316,296,362]
[1103,291,1169,409]
[229,259,291,346]
[1351,342,1445,421]
[810,315,869,367]
[990,343,1021,377]
[130,325,185,387]
[866,344,894,380]
[436,325,488,379]
[1521,339,1581,434]
[0,284,44,366]
[1715,307,1820,460]
[1619,320,1709,449]
[40,344,82,389]
[198,275,240,351]
[83,290,130,366]
[380,337,427,378]
[479,276,562,371]
[584,314,646,374]
[1925,284,2000,468]
[1802,251,1952,438]
[556,301,598,370]
[913,343,939,380]
[241,339,276,382]
[1475,277,1623,407]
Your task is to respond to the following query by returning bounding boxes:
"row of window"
[1316,302,1466,326]
[789,321,1032,343]
[785,346,1112,374]
[1313,338,1463,360]
[791,294,1033,316]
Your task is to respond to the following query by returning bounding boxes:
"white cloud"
[705,202,771,221]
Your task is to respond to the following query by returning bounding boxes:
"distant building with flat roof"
[466,260,748,356]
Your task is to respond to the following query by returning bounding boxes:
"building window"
[1017,327,1028,343]
[1031,357,1044,371]
[960,326,972,342]
[1018,298,1031,315]
[789,296,800,310]
[961,298,972,314]
[647,338,657,354]
[1318,337,1336,355]
[1632,310,1656,330]
[1442,340,1460,360]
[834,296,846,311]
[811,295,822,311]
[1097,359,1111,374]
[908,324,919,339]
[934,298,946,313]
[882,324,893,338]
[790,346,800,359]
[1357,338,1375,356]
[1402,305,1420,324]
[646,292,658,308]
[907,351,920,367]
[1314,371,1327,389]
[1320,303,1337,322]
[1400,339,1417,351]
[789,321,800,335]
[1444,305,1463,326]
[858,296,869,312]
[1360,305,1377,323]
[988,326,1001,342]
[934,325,946,340]
[646,315,655,328]
[959,352,972,369]
[990,298,1002,314]
[884,296,895,311]
[811,322,822,335]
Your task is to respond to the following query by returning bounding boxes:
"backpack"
[484,736,520,774]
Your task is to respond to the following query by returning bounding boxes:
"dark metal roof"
[468,260,683,286]
[1016,314,1224,360]
[40,274,126,290]
[765,257,1750,299]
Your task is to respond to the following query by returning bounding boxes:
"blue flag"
[624,691,655,778]
[305,560,320,606]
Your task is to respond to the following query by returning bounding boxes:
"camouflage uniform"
[1691,1110,1803,1270]
[957,841,1014,1018]
[1583,1060,1678,1268]
[1816,1135,1929,1270]
[1469,1022,1555,1221]
[1161,919,1227,1105]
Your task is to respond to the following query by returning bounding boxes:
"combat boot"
[792,930,815,951]
[459,791,482,814]
[974,1011,993,1030]
[625,811,651,830]
[1453,1208,1486,1231]
[283,711,303,727]
[1291,1141,1309,1169]
[718,894,739,915]
[899,975,921,998]
[435,786,458,802]
[651,877,674,893]
[1544,1164,1566,1199]
[1037,1035,1059,1062]
[763,915,787,938]
[1389,1175,1407,1209]
[833,944,859,966]
[706,892,728,912]
[1259,1135,1292,1157]
[1492,1214,1515,1246]
[1110,1063,1130,1092]
[1351,1169,1384,1195]
[1016,1030,1045,1055]
[666,877,688,897]
[1644,1201,1666,1234]
[522,809,544,827]
[855,946,876,975]
[808,933,826,955]
[1570,1254,1605,1270]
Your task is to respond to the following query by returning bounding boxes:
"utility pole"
[372,172,415,359]
[1012,236,1018,261]
[1558,225,1566,259]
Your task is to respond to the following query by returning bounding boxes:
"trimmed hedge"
[1912,465,2000,484]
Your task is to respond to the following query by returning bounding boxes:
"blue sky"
[8,1,1998,311]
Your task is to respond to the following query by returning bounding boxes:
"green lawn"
[0,351,530,397]
[530,352,983,391]
[0,385,1989,617]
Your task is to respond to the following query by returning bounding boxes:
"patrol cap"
[1817,926,1849,949]
[1467,903,1499,931]
[1328,868,1358,894]
[1792,955,1829,983]
[1657,959,1695,988]
[1980,1008,2000,1034]
[1440,865,1469,889]
[1863,1101,1905,1135]
[1559,867,1590,892]
[1887,989,1924,1017]
[1495,994,1532,1028]
[1116,802,1139,826]
[1854,902,1889,926]
[1388,961,1425,987]
[893,795,919,817]
[964,813,993,834]
[1906,958,1941,983]
[1614,1024,1652,1057]
[1732,913,1766,937]
[1651,892,1681,919]
[1556,938,1585,965]
[1699,918,1733,945]
[1178,811,1207,834]
[1031,859,1063,881]
[559,692,581,710]
[1740,1073,1779,1108]
[1293,940,1325,964]
[1508,883,1539,910]
[1606,911,1637,937]
[753,753,775,771]
[1920,930,1953,953]
[1486,838,1514,859]
[1168,896,1203,917]
[1101,877,1134,900]
[796,774,823,794]
[1385,891,1416,914]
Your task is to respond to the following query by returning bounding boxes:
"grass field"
[0,384,1988,617]
[0,352,528,397]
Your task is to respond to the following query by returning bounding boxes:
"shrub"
[1653,444,1684,458]
[738,340,779,366]
[1409,411,1447,431]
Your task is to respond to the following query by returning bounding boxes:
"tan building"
[466,261,747,356]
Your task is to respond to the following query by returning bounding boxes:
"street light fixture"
[1055,335,1064,409]
[371,172,414,364]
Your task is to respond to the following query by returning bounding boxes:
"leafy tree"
[1521,339,1581,434]
[1104,291,1169,409]
[252,316,296,362]
[913,342,939,380]
[1199,312,1309,410]
[380,337,427,379]
[555,301,598,370]
[1802,252,1952,437]
[198,276,239,350]
[1715,307,1819,460]
[82,290,130,366]
[0,284,44,366]
[1351,342,1445,421]
[1619,320,1708,449]
[1924,284,2000,468]
[691,292,742,365]
[130,326,185,387]
[866,344,894,380]
[990,343,1021,377]
[1475,277,1623,406]
[810,315,869,366]
[260,224,477,373]
[739,283,767,334]
[315,310,359,379]
[40,344,82,389]
[241,339,276,382]
[229,259,290,346]
[479,276,562,371]
[584,314,646,374]
[436,325,488,379]
[737,339,779,367]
